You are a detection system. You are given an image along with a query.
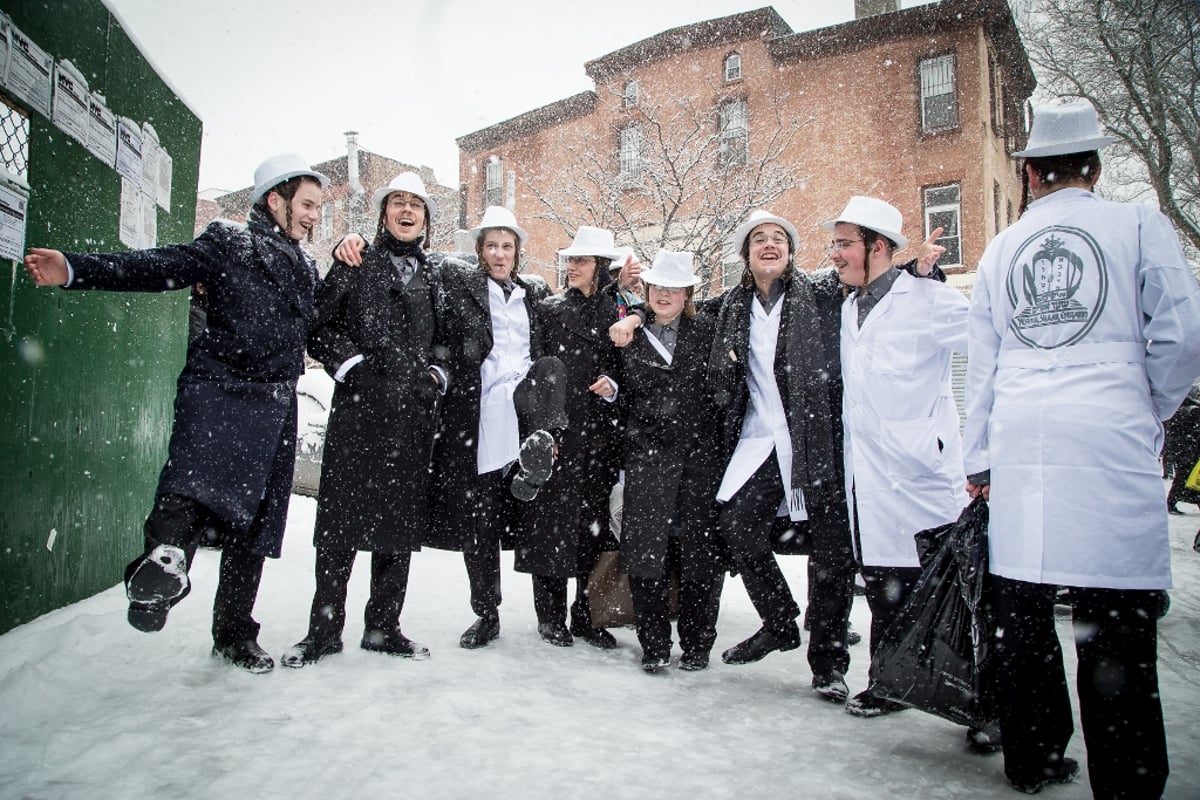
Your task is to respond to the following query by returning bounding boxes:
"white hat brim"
[642,269,700,288]
[821,218,908,250]
[731,214,800,256]
[250,168,329,204]
[558,245,623,260]
[1012,135,1117,158]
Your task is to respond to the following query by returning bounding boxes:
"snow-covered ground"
[2,495,1198,799]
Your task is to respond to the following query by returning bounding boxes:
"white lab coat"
[963,188,1200,590]
[841,271,970,567]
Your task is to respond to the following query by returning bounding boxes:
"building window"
[484,156,503,207]
[719,99,748,166]
[919,54,958,133]
[0,97,30,180]
[624,80,639,108]
[619,125,643,184]
[987,48,1005,135]
[724,53,742,82]
[992,180,1002,237]
[320,201,333,240]
[924,183,962,265]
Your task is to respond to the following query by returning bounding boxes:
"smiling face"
[747,223,791,287]
[267,177,324,241]
[479,228,519,280]
[647,283,687,326]
[566,255,598,295]
[829,222,868,287]
[383,191,427,242]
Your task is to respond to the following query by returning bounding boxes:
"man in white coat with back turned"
[964,99,1200,797]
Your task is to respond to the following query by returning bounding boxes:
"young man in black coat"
[282,173,454,668]
[24,154,329,672]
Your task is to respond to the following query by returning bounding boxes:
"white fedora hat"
[641,249,700,288]
[250,153,329,204]
[558,226,622,260]
[371,172,437,220]
[822,196,908,250]
[1013,98,1117,158]
[468,205,527,245]
[731,210,800,255]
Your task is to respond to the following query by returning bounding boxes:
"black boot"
[538,621,573,647]
[459,615,500,649]
[280,636,344,668]
[212,639,274,673]
[125,544,191,633]
[361,627,431,659]
[720,624,801,665]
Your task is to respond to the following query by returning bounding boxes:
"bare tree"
[522,79,809,292]
[1014,0,1199,254]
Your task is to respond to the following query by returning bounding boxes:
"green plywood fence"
[0,0,201,633]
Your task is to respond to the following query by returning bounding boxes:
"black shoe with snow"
[845,689,907,718]
[966,723,1002,754]
[459,615,500,649]
[678,651,710,671]
[812,671,850,703]
[280,636,344,668]
[570,623,617,650]
[538,621,574,647]
[510,430,555,501]
[125,544,190,633]
[721,624,801,665]
[845,623,862,646]
[641,652,670,673]
[1008,757,1080,794]
[212,639,274,673]
[361,628,431,660]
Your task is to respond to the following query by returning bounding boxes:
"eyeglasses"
[749,233,790,247]
[825,238,863,253]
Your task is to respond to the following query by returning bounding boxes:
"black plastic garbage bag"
[869,496,994,729]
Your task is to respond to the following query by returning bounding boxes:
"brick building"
[197,133,460,274]
[456,0,1034,291]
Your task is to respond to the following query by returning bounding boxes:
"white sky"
[3,494,1199,797]
[100,0,933,194]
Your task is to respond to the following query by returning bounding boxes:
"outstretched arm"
[24,248,69,286]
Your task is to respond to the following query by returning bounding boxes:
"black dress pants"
[806,538,855,677]
[141,493,265,646]
[307,547,412,641]
[989,575,1168,799]
[859,564,921,681]
[628,539,723,658]
[717,455,801,634]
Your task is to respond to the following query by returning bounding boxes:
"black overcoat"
[618,313,725,581]
[307,246,450,553]
[426,264,549,551]
[513,289,622,578]
[65,212,317,557]
[707,268,849,553]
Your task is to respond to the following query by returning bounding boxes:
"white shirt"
[717,293,807,521]
[477,280,532,474]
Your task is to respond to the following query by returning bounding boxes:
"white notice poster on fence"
[52,60,89,146]
[4,24,52,118]
[140,122,159,200]
[0,182,28,262]
[86,93,117,167]
[140,188,157,249]
[115,118,143,187]
[118,178,140,249]
[0,15,12,87]
[156,148,172,212]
